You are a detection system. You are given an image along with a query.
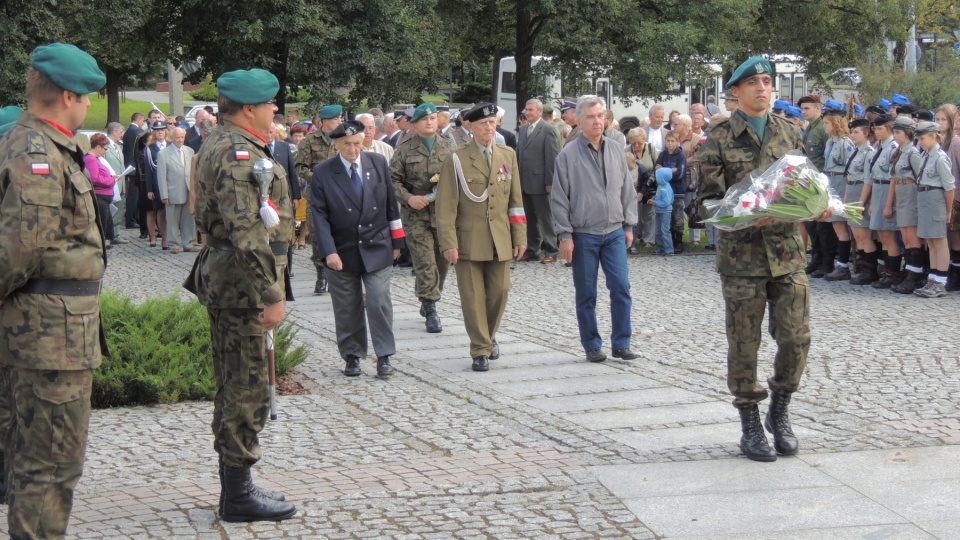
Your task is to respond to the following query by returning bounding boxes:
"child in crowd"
[655,131,687,252]
[649,168,675,255]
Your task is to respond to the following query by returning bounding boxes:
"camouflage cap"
[217,68,279,105]
[410,103,438,123]
[0,105,23,137]
[31,43,106,95]
[725,56,773,90]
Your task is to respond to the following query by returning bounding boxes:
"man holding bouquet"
[695,56,819,463]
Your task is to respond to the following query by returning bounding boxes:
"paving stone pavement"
[2,235,958,539]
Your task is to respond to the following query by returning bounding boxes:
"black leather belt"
[847,180,864,185]
[873,179,892,185]
[826,172,845,177]
[17,279,101,296]
[917,185,944,192]
[207,238,289,256]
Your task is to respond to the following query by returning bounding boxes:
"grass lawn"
[83,94,157,130]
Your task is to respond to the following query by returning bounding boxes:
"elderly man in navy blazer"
[311,120,406,377]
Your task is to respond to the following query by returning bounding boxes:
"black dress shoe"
[376,356,395,377]
[139,233,149,239]
[611,348,637,360]
[343,357,361,377]
[490,340,500,360]
[586,348,606,363]
[314,277,328,295]
[471,356,489,372]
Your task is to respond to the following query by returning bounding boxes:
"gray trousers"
[327,265,396,360]
[522,192,559,258]
[165,203,196,250]
[112,190,125,239]
[638,203,656,245]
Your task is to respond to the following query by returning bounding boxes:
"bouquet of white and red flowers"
[702,153,863,231]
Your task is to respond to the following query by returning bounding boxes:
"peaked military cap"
[217,68,279,105]
[150,120,166,130]
[394,109,407,120]
[722,90,738,101]
[725,56,773,90]
[0,105,23,137]
[31,43,106,95]
[891,93,910,106]
[318,104,343,120]
[559,101,576,112]
[330,120,364,139]
[404,107,415,119]
[410,103,438,123]
[463,102,497,122]
[892,116,916,131]
[915,121,940,135]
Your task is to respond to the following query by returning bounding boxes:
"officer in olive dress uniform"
[183,69,297,523]
[0,43,108,539]
[695,56,821,463]
[436,103,527,372]
[294,104,342,294]
[390,103,456,333]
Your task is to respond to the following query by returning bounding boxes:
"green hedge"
[95,291,308,409]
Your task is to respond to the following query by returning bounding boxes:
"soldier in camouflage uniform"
[183,68,297,522]
[390,103,456,332]
[695,56,823,463]
[294,104,342,294]
[0,43,107,539]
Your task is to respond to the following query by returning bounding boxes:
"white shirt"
[340,154,363,183]
[647,126,664,153]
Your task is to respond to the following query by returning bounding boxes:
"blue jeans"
[571,229,632,352]
[656,211,673,254]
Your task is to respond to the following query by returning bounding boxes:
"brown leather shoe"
[540,256,556,264]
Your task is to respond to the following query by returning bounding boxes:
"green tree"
[0,1,68,105]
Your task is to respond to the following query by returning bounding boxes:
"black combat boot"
[804,251,822,275]
[287,246,294,278]
[220,466,296,523]
[219,459,284,516]
[421,301,442,333]
[850,251,880,285]
[377,356,395,377]
[946,265,960,292]
[673,231,684,254]
[764,392,799,456]
[738,405,777,462]
[892,271,922,294]
[812,250,835,278]
[0,451,6,501]
[314,267,328,295]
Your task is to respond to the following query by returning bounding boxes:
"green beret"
[319,105,343,120]
[410,103,438,123]
[217,68,279,105]
[31,43,106,95]
[0,106,23,137]
[725,56,773,90]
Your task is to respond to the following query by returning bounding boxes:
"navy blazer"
[143,143,163,197]
[271,141,301,201]
[310,152,405,274]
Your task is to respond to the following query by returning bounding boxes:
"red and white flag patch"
[389,219,405,239]
[235,150,250,161]
[508,207,527,224]
[31,163,50,175]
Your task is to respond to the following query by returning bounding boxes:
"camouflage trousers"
[403,209,449,303]
[208,307,270,469]
[0,365,11,478]
[5,367,93,540]
[721,271,811,408]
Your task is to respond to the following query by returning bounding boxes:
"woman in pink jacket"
[84,133,117,246]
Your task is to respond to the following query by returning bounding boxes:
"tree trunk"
[273,43,290,115]
[515,5,534,113]
[106,68,121,127]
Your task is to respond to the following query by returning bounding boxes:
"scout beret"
[330,120,364,139]
[878,98,891,112]
[725,56,773,90]
[865,105,884,116]
[463,102,497,122]
[892,116,917,131]
[31,43,106,95]
[853,103,864,118]
[872,113,895,126]
[150,120,166,130]
[0,105,23,137]
[797,94,821,106]
[722,90,738,101]
[896,104,916,115]
[849,119,871,130]
[915,121,940,135]
[217,68,279,105]
[913,110,934,121]
[410,103,437,123]
[559,101,576,112]
[891,93,910,106]
[394,109,407,120]
[773,99,791,112]
[318,104,343,120]
[824,99,843,111]
[785,106,804,120]
[823,107,844,117]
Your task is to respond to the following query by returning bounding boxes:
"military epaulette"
[26,132,48,155]
[230,132,253,161]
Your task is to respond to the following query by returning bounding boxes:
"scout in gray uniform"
[820,109,856,281]
[887,117,924,294]
[913,121,957,298]
[846,119,880,285]
[867,113,902,288]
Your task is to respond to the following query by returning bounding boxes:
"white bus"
[496,56,808,132]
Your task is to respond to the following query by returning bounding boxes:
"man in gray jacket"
[518,98,562,263]
[551,95,638,363]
